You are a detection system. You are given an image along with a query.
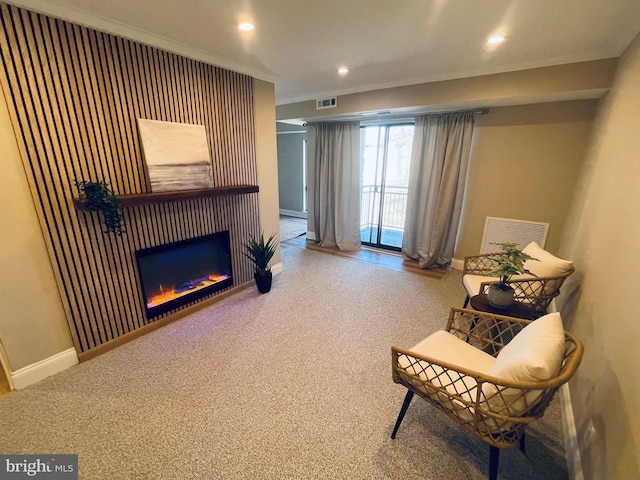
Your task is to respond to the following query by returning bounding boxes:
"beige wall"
[254,79,282,267]
[455,100,596,258]
[277,59,616,122]
[0,89,73,371]
[279,63,607,260]
[558,34,640,480]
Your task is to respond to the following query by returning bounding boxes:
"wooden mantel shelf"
[74,184,259,211]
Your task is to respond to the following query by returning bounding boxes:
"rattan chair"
[391,307,583,480]
[462,242,574,317]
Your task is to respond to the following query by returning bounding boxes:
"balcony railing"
[360,184,408,247]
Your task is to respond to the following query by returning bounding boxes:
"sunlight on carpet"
[282,236,450,280]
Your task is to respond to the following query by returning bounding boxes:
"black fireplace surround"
[135,231,233,318]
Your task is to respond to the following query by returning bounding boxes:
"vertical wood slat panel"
[40,17,107,345]
[28,10,107,348]
[0,4,260,355]
[39,14,117,345]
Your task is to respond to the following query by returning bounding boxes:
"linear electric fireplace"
[135,231,233,318]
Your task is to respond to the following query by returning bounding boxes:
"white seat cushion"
[463,274,496,297]
[406,330,496,376]
[398,330,496,419]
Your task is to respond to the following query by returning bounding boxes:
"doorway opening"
[360,124,414,251]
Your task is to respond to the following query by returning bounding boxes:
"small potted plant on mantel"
[75,179,126,236]
[486,241,538,308]
[243,232,277,294]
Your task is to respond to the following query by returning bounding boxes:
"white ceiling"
[9,0,640,105]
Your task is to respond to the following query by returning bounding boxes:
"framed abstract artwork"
[137,119,214,192]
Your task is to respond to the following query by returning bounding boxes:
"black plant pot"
[254,271,273,294]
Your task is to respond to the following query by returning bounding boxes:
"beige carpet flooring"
[283,236,451,280]
[0,247,568,479]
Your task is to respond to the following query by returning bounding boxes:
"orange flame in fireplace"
[146,274,231,308]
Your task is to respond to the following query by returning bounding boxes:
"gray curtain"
[311,122,361,250]
[402,112,475,268]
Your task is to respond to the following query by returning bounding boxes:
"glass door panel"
[360,124,413,251]
[360,126,383,246]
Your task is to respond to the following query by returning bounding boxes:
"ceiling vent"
[316,97,337,110]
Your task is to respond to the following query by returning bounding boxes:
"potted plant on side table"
[244,232,277,294]
[486,241,537,308]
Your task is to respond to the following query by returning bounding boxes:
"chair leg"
[489,446,500,480]
[463,295,470,308]
[519,432,526,454]
[391,390,414,439]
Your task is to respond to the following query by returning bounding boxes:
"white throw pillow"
[491,312,565,381]
[481,312,566,416]
[522,242,573,278]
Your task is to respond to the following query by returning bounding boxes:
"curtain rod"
[303,107,489,127]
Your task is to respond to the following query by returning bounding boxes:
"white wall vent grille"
[316,97,337,110]
[480,217,549,253]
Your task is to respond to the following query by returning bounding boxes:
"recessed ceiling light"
[487,35,504,45]
[238,22,254,31]
[337,67,349,75]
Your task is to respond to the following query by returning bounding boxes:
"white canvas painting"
[138,119,214,192]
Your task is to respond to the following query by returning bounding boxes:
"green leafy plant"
[487,241,537,290]
[243,232,277,276]
[75,180,126,236]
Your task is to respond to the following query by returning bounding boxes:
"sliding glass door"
[360,124,414,251]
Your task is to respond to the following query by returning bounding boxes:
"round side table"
[469,293,535,320]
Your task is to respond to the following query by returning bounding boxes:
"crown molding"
[5,0,278,83]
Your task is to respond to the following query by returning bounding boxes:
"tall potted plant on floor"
[486,241,537,308]
[244,233,277,293]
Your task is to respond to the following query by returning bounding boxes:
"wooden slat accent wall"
[0,4,260,355]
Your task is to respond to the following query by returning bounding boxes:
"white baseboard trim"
[561,384,584,480]
[271,262,284,275]
[451,258,464,270]
[279,209,307,219]
[551,295,583,480]
[11,348,79,390]
[306,231,316,241]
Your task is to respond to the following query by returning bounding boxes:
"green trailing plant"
[75,179,126,236]
[243,232,277,276]
[487,241,537,290]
